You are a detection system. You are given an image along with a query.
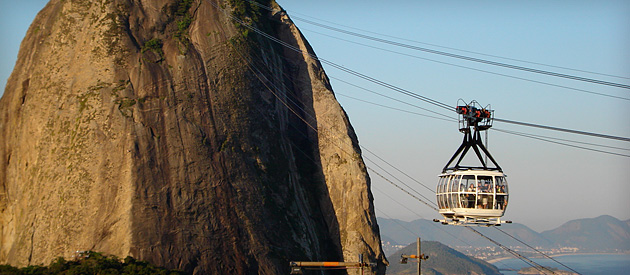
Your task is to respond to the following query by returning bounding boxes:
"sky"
[1,1,629,233]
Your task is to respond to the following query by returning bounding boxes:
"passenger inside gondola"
[477,176,494,209]
[466,183,475,209]
[495,179,507,210]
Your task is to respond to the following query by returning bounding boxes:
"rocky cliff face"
[0,0,387,274]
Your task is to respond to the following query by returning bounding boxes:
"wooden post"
[417,237,421,275]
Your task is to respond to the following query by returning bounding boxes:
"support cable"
[207,3,584,273]
[206,0,452,112]
[362,147,438,195]
[493,128,630,152]
[493,129,630,158]
[374,208,424,239]
[494,118,630,142]
[466,227,556,275]
[367,166,439,211]
[302,27,629,102]
[494,227,582,275]
[334,87,630,158]
[247,0,630,81]
[212,0,630,146]
[290,16,630,90]
[373,188,477,248]
[330,76,456,120]
[209,1,447,200]
[336,92,456,122]
[217,2,441,213]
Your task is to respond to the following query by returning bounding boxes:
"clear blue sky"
[1,1,629,232]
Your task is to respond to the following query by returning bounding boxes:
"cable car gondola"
[434,100,512,226]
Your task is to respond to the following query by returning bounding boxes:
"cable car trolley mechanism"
[434,100,512,226]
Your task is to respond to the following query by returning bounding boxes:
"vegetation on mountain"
[0,252,184,275]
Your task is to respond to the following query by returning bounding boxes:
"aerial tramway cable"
[298,27,630,102]
[329,76,456,120]
[466,227,557,275]
[333,89,630,157]
[492,128,630,158]
[247,0,629,82]
[250,2,630,102]
[211,0,630,145]
[207,2,581,273]
[492,128,630,152]
[494,118,630,142]
[494,227,582,275]
[288,15,630,90]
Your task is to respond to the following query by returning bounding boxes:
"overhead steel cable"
[206,4,589,272]
[247,0,629,82]
[367,166,439,211]
[333,89,630,157]
[331,85,630,158]
[336,92,456,122]
[330,76,456,120]
[494,118,630,142]
[252,51,443,206]
[493,128,630,158]
[373,188,478,248]
[373,186,432,220]
[364,158,438,208]
[303,27,630,102]
[206,0,453,112]
[322,62,453,111]
[213,10,445,216]
[466,227,556,275]
[290,16,630,90]
[238,57,550,272]
[373,204,480,252]
[360,146,438,195]
[214,0,630,147]
[211,0,630,147]
[374,208,426,241]
[231,24,444,204]
[494,227,582,275]
[215,4,441,211]
[375,195,526,274]
[492,128,630,152]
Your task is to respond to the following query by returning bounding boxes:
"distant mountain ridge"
[541,215,630,251]
[379,215,630,253]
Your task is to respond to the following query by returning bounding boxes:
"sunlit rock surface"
[0,0,387,274]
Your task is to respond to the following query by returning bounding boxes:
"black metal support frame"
[442,127,502,173]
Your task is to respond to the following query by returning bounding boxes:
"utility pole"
[417,238,421,275]
[400,237,429,275]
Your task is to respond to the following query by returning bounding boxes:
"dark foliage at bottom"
[0,252,186,275]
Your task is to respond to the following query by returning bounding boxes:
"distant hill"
[541,215,630,252]
[386,241,501,275]
[378,215,630,253]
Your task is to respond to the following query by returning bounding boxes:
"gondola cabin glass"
[436,170,508,223]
